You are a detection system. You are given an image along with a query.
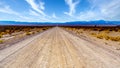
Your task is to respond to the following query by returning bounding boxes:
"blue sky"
[0,0,120,22]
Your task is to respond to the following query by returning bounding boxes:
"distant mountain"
[0,21,55,26]
[0,20,120,26]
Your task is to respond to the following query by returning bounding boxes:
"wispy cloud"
[0,5,30,20]
[29,9,40,16]
[100,0,120,18]
[26,0,46,16]
[0,6,18,15]
[77,10,102,21]
[64,0,80,16]
[77,0,120,21]
[28,9,51,22]
[52,13,57,18]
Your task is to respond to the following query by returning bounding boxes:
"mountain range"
[0,20,120,26]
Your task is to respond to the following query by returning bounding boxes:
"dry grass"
[0,26,52,45]
[26,32,32,35]
[91,31,120,41]
[0,34,3,38]
[63,27,120,42]
[0,26,51,36]
[109,36,120,41]
[1,32,5,35]
[0,40,4,44]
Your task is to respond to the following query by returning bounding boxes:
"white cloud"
[100,0,120,17]
[64,0,80,16]
[29,9,40,16]
[28,9,52,22]
[52,13,57,18]
[0,0,58,22]
[77,10,103,21]
[26,0,52,21]
[98,0,120,20]
[26,0,46,16]
[39,2,45,10]
[0,5,31,20]
[77,0,120,21]
[0,6,18,15]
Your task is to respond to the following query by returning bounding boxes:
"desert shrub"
[104,30,110,33]
[104,36,109,40]
[0,34,3,38]
[79,31,83,33]
[90,33,97,35]
[31,32,36,34]
[1,32,5,35]
[26,32,31,35]
[97,34,109,40]
[96,35,104,39]
[91,32,120,41]
[118,30,120,32]
[91,32,109,40]
[93,28,99,31]
[109,36,120,41]
[42,28,46,30]
[0,40,4,44]
[5,30,10,33]
[37,30,40,32]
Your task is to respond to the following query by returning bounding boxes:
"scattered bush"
[31,32,36,34]
[5,30,10,33]
[65,27,120,42]
[0,40,4,44]
[91,32,120,41]
[42,29,46,30]
[1,32,5,35]
[26,32,31,35]
[90,33,96,35]
[0,34,3,38]
[109,36,120,41]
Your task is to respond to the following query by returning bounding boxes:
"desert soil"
[0,27,120,68]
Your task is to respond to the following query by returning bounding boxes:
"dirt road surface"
[0,27,120,68]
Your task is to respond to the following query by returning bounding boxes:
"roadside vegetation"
[63,27,120,42]
[91,32,120,41]
[63,27,120,50]
[0,34,3,38]
[0,40,4,44]
[0,26,52,49]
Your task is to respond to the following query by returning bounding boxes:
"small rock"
[115,48,120,50]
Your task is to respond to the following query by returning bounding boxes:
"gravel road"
[0,27,120,68]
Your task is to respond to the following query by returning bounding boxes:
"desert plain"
[0,26,120,68]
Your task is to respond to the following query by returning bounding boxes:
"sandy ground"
[0,27,120,68]
[0,27,49,50]
[64,27,120,49]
